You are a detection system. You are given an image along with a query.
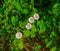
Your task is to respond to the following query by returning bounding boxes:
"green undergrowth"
[0,0,60,51]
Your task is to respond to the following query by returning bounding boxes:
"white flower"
[34,13,39,20]
[28,17,34,23]
[15,32,22,39]
[25,23,32,30]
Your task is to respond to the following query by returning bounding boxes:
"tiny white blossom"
[25,23,32,30]
[34,13,39,20]
[15,32,22,39]
[28,17,34,23]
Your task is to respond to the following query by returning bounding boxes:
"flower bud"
[34,13,39,20]
[28,17,34,23]
[15,32,22,39]
[25,23,32,30]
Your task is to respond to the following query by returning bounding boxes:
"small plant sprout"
[28,17,34,23]
[15,32,22,39]
[34,13,39,20]
[26,23,32,30]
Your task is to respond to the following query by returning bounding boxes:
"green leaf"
[50,47,57,51]
[53,3,60,9]
[52,3,60,15]
[45,39,49,44]
[16,4,22,12]
[31,0,34,3]
[11,16,18,26]
[33,8,38,13]
[12,1,17,6]
[46,41,53,48]
[18,39,24,50]
[13,40,18,46]
[37,20,46,34]
[12,1,22,12]
[20,0,23,5]
[31,24,36,32]
[50,31,57,39]
[52,9,58,15]
[23,30,31,37]
[41,36,47,40]
[11,47,18,51]
[19,20,28,29]
[34,45,42,51]
[45,21,51,27]
[58,22,60,31]
[22,9,29,14]
[31,32,36,38]
[13,39,24,50]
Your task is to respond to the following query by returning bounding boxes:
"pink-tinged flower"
[28,17,34,23]
[15,32,22,39]
[25,23,32,30]
[34,13,39,20]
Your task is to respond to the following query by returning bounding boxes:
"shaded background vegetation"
[0,0,60,51]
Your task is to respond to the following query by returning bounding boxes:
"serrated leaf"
[18,39,24,50]
[13,39,24,50]
[31,32,36,38]
[23,30,31,37]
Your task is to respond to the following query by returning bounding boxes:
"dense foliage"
[0,0,60,51]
